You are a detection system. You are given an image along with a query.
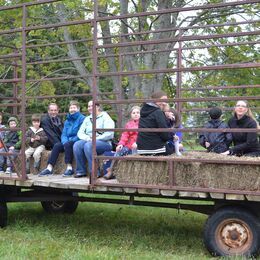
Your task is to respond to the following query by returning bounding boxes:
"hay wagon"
[0,0,259,258]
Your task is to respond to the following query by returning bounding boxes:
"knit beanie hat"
[209,107,222,120]
[7,117,18,125]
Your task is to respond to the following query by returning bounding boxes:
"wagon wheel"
[41,200,78,214]
[204,206,260,257]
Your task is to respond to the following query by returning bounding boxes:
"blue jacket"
[61,111,85,144]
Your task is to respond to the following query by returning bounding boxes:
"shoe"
[38,168,52,177]
[5,167,13,174]
[63,169,74,177]
[103,168,113,180]
[74,173,87,178]
[0,167,5,174]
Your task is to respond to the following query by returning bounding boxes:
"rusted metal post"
[20,4,28,180]
[91,0,99,185]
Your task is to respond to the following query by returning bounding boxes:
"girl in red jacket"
[104,106,140,179]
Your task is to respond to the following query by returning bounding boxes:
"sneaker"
[0,167,5,174]
[74,173,87,178]
[62,169,74,177]
[5,167,13,174]
[38,168,52,177]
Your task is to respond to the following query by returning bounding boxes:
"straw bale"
[114,152,260,191]
[14,150,76,175]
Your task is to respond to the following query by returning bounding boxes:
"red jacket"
[118,119,139,149]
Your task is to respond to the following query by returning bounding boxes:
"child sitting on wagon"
[25,114,48,174]
[199,107,232,153]
[0,117,21,174]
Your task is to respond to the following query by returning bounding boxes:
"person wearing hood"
[137,91,173,155]
[221,100,260,157]
[39,100,85,177]
[199,107,232,153]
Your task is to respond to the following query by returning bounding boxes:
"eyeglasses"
[235,105,247,108]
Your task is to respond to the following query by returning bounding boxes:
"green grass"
[0,200,215,259]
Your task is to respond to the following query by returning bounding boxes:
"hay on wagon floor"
[114,151,260,191]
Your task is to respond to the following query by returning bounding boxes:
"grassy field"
[0,199,216,259]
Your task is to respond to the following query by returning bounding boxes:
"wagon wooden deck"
[0,173,259,202]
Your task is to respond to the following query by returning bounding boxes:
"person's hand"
[31,138,35,142]
[221,150,230,155]
[131,143,137,149]
[205,142,210,148]
[116,144,123,152]
[173,135,179,142]
[35,135,40,140]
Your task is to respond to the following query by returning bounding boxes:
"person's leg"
[0,148,6,171]
[84,140,112,175]
[64,141,74,165]
[33,145,45,169]
[47,142,64,166]
[73,140,87,174]
[25,147,35,160]
[6,149,19,172]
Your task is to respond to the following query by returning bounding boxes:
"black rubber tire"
[204,206,260,257]
[0,202,8,228]
[41,200,78,214]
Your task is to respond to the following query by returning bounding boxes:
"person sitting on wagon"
[25,114,48,174]
[39,101,85,176]
[137,91,173,156]
[40,103,63,150]
[0,117,21,174]
[199,107,232,153]
[73,100,115,178]
[103,105,140,180]
[164,105,183,156]
[221,100,260,157]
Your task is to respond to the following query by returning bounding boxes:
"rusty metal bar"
[98,30,260,49]
[0,0,61,12]
[95,127,260,134]
[95,95,260,105]
[96,155,260,166]
[91,0,98,186]
[180,85,260,91]
[19,5,28,181]
[0,53,22,60]
[95,62,260,77]
[95,0,259,22]
[100,19,260,41]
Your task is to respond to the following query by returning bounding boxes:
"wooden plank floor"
[0,173,259,202]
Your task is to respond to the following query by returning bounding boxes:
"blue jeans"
[73,140,112,175]
[0,148,19,169]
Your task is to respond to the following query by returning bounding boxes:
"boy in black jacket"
[199,107,232,153]
[0,117,21,174]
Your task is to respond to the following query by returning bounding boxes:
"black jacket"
[199,119,232,153]
[228,115,260,155]
[137,103,170,154]
[41,114,63,149]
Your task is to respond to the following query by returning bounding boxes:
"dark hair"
[151,91,167,99]
[31,114,41,122]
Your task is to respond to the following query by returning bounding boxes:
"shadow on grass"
[6,201,208,255]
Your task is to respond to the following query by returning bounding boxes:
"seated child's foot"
[0,168,5,174]
[5,167,13,174]
[63,169,74,177]
[104,168,113,180]
[176,152,182,156]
